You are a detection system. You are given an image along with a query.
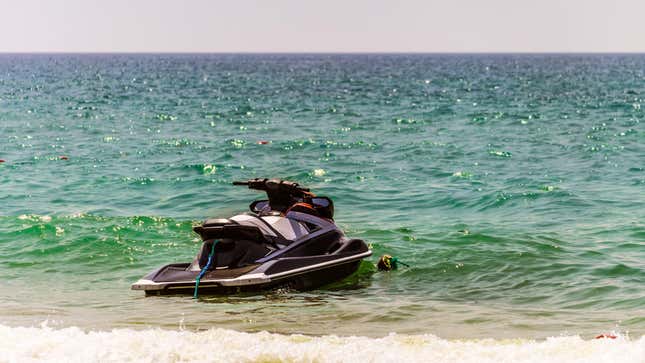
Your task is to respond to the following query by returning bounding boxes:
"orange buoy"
[257,140,270,145]
[595,334,617,339]
[0,159,5,163]
[59,156,69,160]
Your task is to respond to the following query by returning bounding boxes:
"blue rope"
[391,257,410,268]
[193,240,217,299]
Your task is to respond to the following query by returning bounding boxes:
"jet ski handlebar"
[233,178,334,218]
[233,178,310,195]
[233,178,313,212]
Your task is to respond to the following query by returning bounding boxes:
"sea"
[0,54,643,362]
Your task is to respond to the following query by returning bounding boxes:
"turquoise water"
[0,54,643,360]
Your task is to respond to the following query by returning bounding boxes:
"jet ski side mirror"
[250,200,271,213]
[311,197,334,219]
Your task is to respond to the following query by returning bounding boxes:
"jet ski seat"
[201,218,233,227]
[192,220,275,270]
[193,222,266,242]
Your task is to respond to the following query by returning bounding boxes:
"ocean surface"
[0,54,643,362]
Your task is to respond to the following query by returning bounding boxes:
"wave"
[0,324,642,363]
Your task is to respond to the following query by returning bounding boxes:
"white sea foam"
[0,325,643,363]
[17,214,51,223]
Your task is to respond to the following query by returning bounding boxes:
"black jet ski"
[131,178,372,296]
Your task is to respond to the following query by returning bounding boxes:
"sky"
[0,0,643,53]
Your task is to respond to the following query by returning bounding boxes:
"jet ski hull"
[132,250,371,295]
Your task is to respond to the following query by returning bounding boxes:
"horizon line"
[1,51,645,56]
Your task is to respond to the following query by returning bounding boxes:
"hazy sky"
[1,0,643,52]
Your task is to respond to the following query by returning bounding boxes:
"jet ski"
[131,178,372,296]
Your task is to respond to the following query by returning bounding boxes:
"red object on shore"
[257,140,270,145]
[59,156,69,160]
[595,334,617,339]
